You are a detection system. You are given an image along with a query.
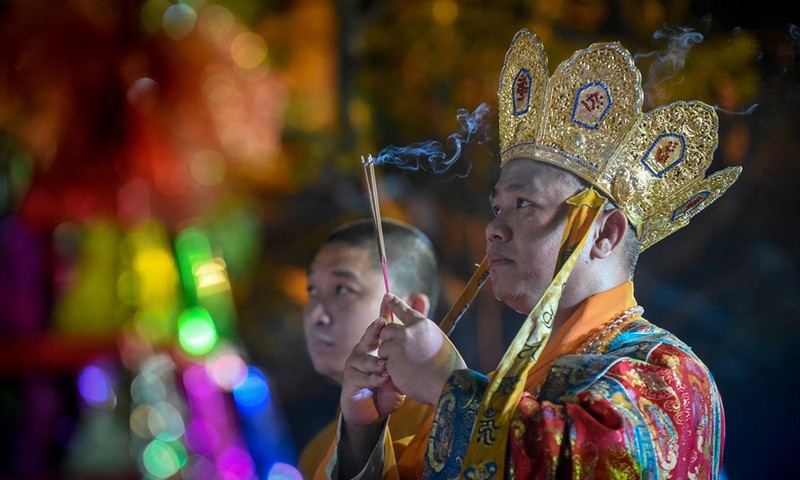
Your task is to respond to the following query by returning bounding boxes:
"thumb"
[383,293,423,327]
[380,294,394,324]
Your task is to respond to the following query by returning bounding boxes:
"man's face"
[303,242,384,383]
[486,159,581,313]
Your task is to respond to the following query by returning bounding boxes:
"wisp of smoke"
[371,102,492,178]
[635,25,704,103]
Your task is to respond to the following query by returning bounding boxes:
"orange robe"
[307,398,434,479]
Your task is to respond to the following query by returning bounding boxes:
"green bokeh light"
[141,439,187,478]
[177,306,218,356]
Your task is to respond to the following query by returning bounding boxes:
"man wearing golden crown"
[316,28,740,480]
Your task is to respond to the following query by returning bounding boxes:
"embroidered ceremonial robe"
[425,282,725,479]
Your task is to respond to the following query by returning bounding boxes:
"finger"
[344,360,390,390]
[358,317,386,353]
[347,352,387,376]
[343,370,392,393]
[361,371,392,389]
[377,320,402,344]
[377,331,391,358]
[383,293,426,326]
[379,298,394,324]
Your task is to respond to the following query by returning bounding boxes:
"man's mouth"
[488,253,513,269]
[310,337,335,350]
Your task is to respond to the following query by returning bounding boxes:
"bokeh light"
[148,400,186,442]
[206,343,248,391]
[142,438,188,478]
[268,462,304,480]
[131,375,166,407]
[231,31,268,70]
[217,446,255,480]
[194,258,231,296]
[127,77,159,110]
[77,364,116,409]
[202,66,238,103]
[130,404,154,439]
[162,3,197,40]
[197,4,236,43]
[232,366,269,415]
[177,306,218,356]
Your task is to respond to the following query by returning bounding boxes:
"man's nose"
[306,301,331,325]
[486,214,510,243]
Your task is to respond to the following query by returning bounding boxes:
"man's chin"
[493,289,521,311]
[310,357,339,380]
[314,364,343,385]
[493,285,535,313]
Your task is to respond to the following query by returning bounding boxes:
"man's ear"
[407,293,431,317]
[591,208,628,259]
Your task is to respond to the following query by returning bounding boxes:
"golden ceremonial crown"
[498,28,742,251]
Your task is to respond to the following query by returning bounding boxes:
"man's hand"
[379,293,467,406]
[340,315,405,427]
[338,313,405,478]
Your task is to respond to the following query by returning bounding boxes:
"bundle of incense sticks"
[361,155,391,294]
[360,154,489,335]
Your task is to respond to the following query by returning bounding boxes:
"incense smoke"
[371,102,492,178]
[636,25,705,104]
[636,23,759,116]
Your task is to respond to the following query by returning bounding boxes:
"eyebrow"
[331,269,359,281]
[307,267,360,282]
[489,181,529,202]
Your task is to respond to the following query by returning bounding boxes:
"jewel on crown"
[498,28,742,251]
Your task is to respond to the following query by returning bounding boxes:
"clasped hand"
[340,293,466,427]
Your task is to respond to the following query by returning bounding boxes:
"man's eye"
[516,198,532,208]
[306,285,317,297]
[335,285,353,296]
[491,205,501,216]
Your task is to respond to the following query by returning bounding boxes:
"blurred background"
[0,0,797,479]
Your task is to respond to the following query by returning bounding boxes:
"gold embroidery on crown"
[498,29,742,251]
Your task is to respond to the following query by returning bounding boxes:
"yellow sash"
[459,188,607,479]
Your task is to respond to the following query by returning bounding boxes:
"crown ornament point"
[498,28,742,251]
